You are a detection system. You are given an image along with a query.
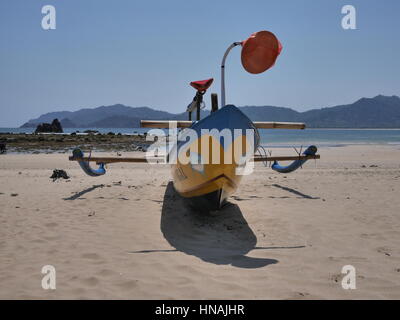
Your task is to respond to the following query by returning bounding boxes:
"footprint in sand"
[32,239,46,244]
[116,280,138,291]
[70,288,86,295]
[82,277,99,286]
[330,274,342,283]
[377,247,391,257]
[81,253,101,260]
[97,269,117,277]
[296,292,310,297]
[45,222,58,228]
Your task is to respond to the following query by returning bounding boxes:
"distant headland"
[20,95,400,129]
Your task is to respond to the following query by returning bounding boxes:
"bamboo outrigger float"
[69,30,320,212]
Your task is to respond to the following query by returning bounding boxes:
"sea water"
[1,128,400,148]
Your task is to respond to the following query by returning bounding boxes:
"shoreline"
[1,132,400,154]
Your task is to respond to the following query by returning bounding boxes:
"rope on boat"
[256,145,269,167]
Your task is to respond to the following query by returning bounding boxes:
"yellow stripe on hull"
[171,133,250,200]
[172,163,241,198]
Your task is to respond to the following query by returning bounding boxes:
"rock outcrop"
[35,119,63,133]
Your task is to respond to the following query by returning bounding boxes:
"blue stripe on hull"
[185,104,260,149]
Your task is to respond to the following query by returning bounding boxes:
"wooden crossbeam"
[253,122,306,129]
[140,120,306,129]
[140,120,192,128]
[69,156,149,164]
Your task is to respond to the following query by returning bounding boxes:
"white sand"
[0,145,400,299]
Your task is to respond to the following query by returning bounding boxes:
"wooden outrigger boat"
[69,30,320,212]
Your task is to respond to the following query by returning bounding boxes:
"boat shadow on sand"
[159,182,279,269]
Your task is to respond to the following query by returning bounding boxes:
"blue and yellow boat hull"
[171,105,260,212]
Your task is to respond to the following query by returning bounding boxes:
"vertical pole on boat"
[221,42,241,107]
[211,93,218,113]
[196,93,201,120]
[192,91,204,121]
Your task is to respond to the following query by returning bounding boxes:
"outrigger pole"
[69,145,319,176]
[69,150,319,165]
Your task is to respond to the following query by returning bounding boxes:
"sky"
[0,0,399,127]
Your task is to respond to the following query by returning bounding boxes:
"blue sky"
[0,0,399,126]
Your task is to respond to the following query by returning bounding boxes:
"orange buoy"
[241,30,282,74]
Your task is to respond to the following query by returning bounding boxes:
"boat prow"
[171,105,259,212]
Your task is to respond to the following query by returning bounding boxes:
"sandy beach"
[1,145,400,299]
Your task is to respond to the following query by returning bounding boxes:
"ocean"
[1,128,400,148]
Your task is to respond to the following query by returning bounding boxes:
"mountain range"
[20,95,400,128]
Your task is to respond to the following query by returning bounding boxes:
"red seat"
[190,78,214,91]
